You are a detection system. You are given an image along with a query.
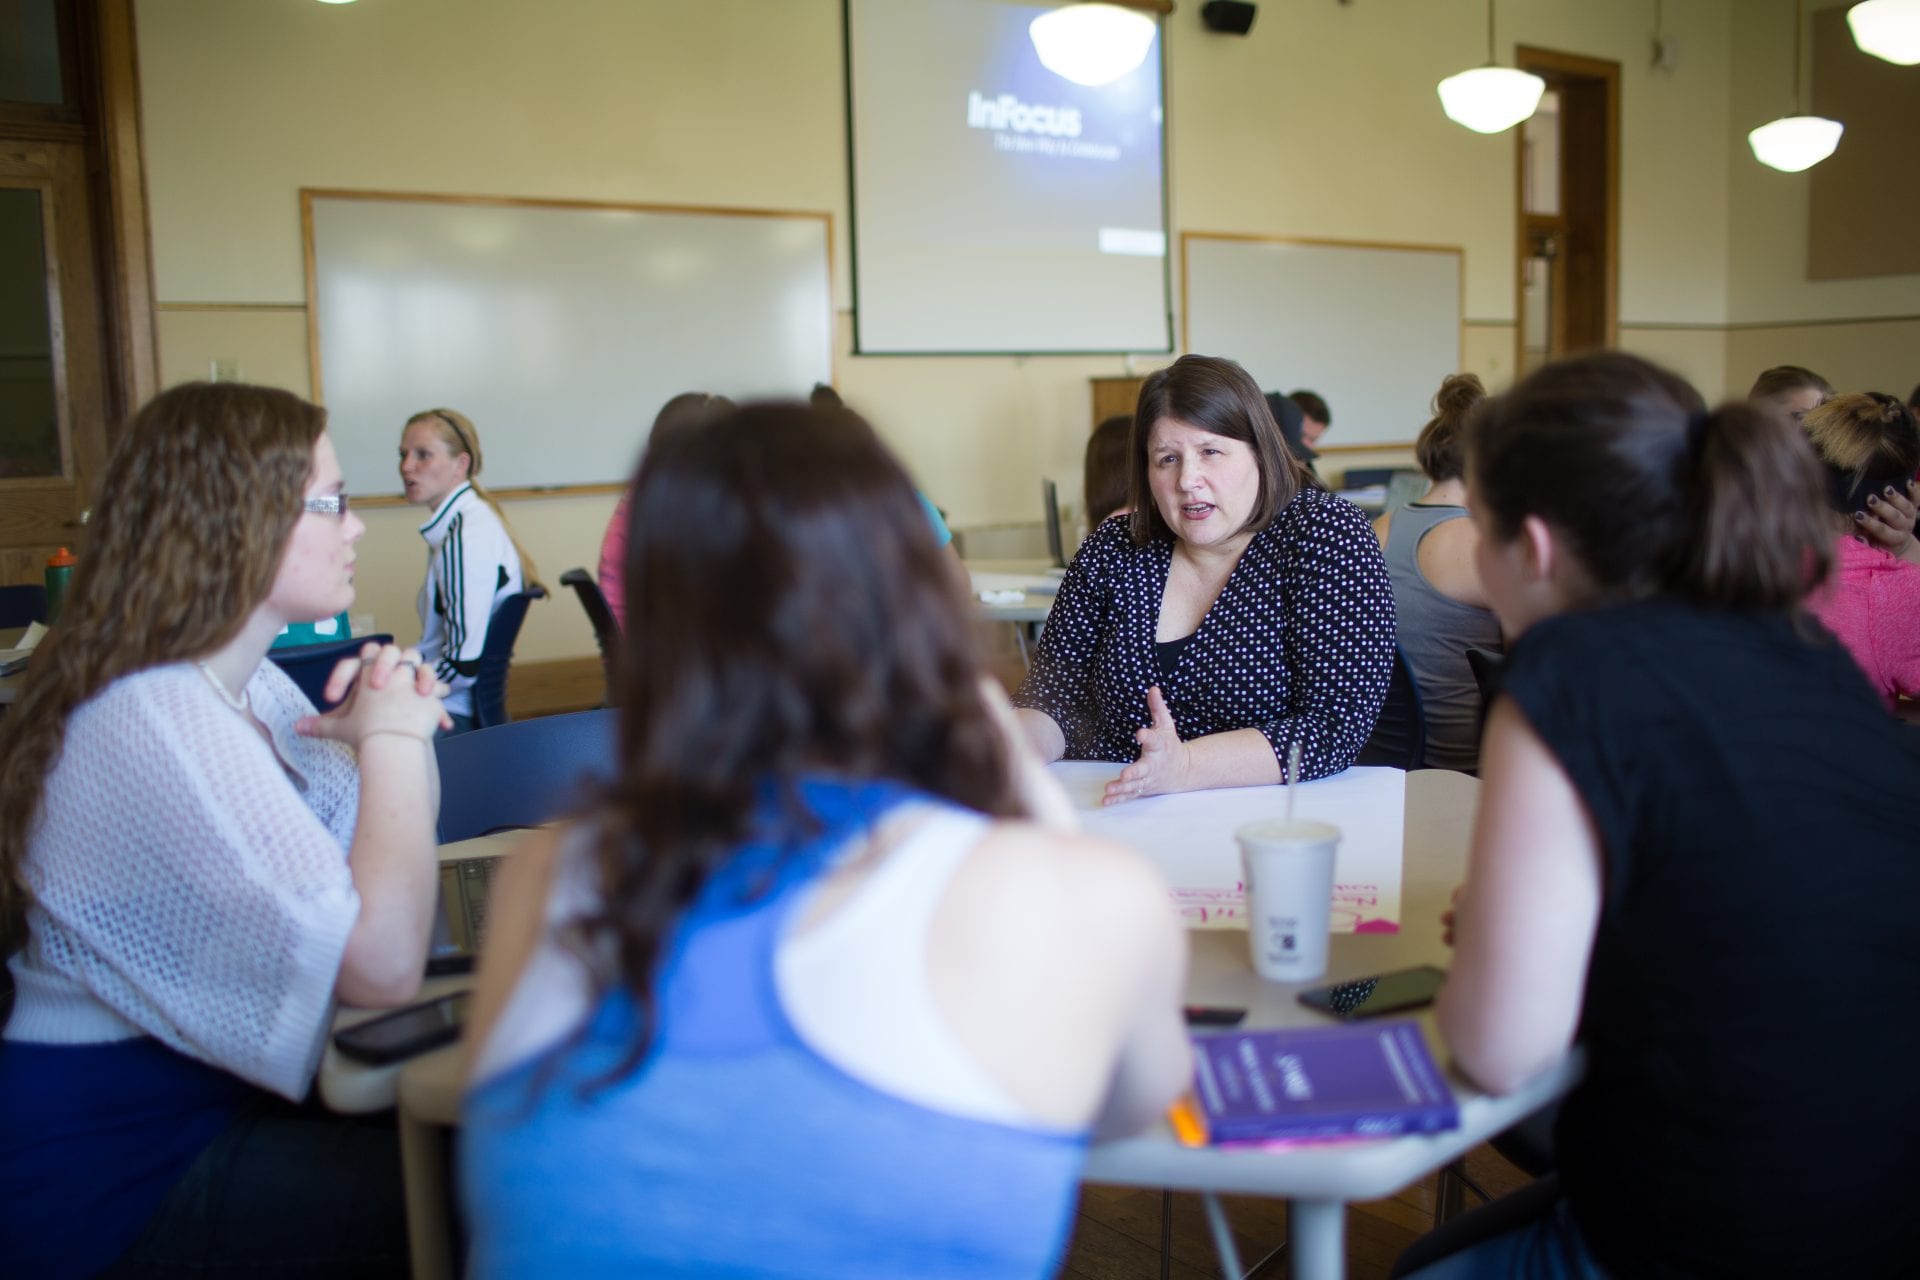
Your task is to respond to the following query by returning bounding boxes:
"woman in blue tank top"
[459,400,1193,1278]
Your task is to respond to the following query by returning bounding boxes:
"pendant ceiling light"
[1437,0,1545,134]
[1848,0,1920,64]
[1029,3,1158,88]
[1749,0,1844,172]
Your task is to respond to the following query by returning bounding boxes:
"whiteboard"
[1181,234,1463,449]
[305,191,834,495]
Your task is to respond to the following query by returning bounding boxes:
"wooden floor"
[1059,1143,1533,1280]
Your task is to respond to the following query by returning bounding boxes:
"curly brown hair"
[0,383,326,953]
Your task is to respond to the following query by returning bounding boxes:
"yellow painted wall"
[136,0,1776,661]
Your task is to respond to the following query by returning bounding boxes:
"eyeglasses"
[302,493,351,517]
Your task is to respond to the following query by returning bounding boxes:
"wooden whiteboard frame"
[300,188,835,504]
[1179,231,1465,453]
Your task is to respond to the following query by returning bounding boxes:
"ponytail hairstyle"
[1413,372,1486,483]
[1803,392,1920,516]
[1468,352,1832,611]
[404,408,545,593]
[1,383,327,953]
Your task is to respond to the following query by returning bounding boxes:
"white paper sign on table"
[1049,762,1407,933]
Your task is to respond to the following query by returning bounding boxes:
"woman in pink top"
[597,392,734,629]
[1804,392,1920,709]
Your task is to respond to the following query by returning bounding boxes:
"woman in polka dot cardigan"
[1014,355,1394,805]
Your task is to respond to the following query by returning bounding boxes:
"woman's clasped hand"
[299,641,453,743]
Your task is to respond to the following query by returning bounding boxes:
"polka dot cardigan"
[1013,488,1395,781]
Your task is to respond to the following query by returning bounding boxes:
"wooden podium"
[1090,376,1145,431]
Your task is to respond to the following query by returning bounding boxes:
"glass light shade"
[1436,66,1547,134]
[1029,4,1158,88]
[1747,115,1845,172]
[1848,0,1920,65]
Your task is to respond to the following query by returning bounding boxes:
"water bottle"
[44,547,76,624]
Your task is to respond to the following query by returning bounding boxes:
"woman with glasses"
[398,408,541,733]
[0,383,448,1277]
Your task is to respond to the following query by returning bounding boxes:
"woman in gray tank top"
[1373,375,1503,771]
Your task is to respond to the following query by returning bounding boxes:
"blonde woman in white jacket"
[398,408,541,732]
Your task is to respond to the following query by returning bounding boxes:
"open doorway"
[1514,47,1618,376]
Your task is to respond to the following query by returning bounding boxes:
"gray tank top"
[1384,503,1504,772]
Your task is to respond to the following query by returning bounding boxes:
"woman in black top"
[1013,355,1393,804]
[1402,353,1920,1278]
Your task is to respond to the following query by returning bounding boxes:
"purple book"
[1183,1020,1459,1144]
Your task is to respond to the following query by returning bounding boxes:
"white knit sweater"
[5,661,361,1100]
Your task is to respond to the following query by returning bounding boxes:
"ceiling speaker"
[1201,1,1257,35]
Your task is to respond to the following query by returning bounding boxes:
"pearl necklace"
[197,662,252,716]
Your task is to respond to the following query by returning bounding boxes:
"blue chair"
[0,584,47,629]
[1355,644,1426,771]
[268,633,394,711]
[471,586,546,729]
[433,707,619,842]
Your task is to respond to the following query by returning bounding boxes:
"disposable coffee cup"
[1237,818,1341,983]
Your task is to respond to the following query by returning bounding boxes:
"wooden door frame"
[1512,46,1619,372]
[0,0,157,580]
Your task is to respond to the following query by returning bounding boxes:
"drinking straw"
[1284,741,1302,823]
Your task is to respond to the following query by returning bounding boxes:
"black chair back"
[558,569,619,704]
[268,633,394,710]
[471,586,546,729]
[1042,478,1066,569]
[1465,646,1505,729]
[433,707,619,842]
[0,584,47,629]
[1355,644,1426,770]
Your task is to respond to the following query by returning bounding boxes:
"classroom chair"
[268,633,395,711]
[433,707,618,843]
[1355,645,1426,771]
[558,569,619,705]
[470,586,546,730]
[0,584,47,629]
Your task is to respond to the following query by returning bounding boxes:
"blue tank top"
[460,780,1090,1279]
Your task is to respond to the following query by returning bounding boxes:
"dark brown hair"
[1127,355,1311,546]
[1749,365,1832,401]
[1803,392,1920,515]
[1414,373,1486,483]
[585,401,1021,1076]
[1,384,326,951]
[1289,389,1331,427]
[1469,352,1832,610]
[1083,415,1132,535]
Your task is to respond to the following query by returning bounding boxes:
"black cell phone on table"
[1296,964,1447,1020]
[333,991,471,1065]
[1183,1005,1248,1028]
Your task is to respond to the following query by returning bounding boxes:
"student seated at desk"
[0,383,449,1278]
[398,408,542,733]
[1802,392,1920,710]
[1397,354,1920,1279]
[460,402,1190,1279]
[1372,373,1501,772]
[1014,355,1393,804]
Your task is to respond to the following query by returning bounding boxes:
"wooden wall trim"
[89,0,160,423]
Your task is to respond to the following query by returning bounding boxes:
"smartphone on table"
[333,991,471,1065]
[1296,964,1447,1020]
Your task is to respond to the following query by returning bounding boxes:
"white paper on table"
[1049,762,1406,933]
[968,571,1059,598]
